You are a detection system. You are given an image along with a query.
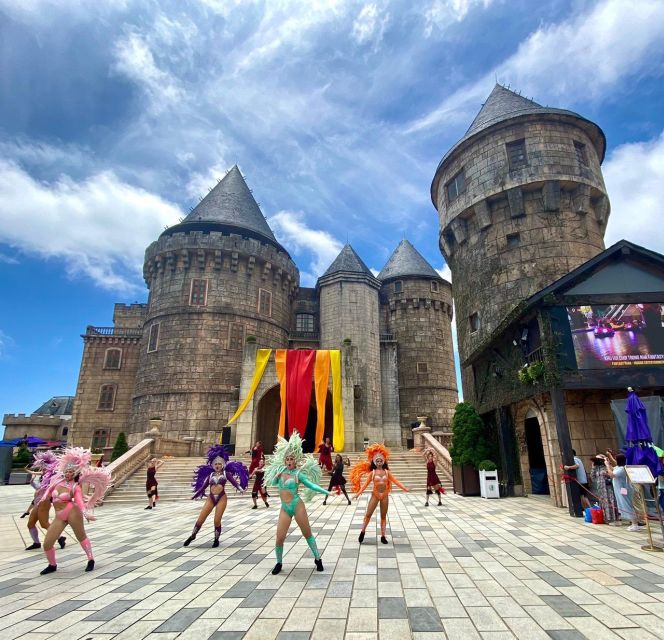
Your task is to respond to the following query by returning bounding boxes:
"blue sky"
[1,0,664,432]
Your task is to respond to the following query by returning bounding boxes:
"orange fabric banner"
[275,349,287,437]
[314,350,331,447]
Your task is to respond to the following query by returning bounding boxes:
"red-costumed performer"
[317,437,334,472]
[422,448,445,507]
[39,447,111,575]
[350,444,409,545]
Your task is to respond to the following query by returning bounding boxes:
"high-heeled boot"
[183,524,201,547]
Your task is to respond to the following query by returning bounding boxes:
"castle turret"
[378,240,457,441]
[129,166,299,444]
[318,245,382,445]
[431,85,609,400]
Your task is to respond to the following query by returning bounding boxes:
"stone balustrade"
[422,431,453,479]
[102,438,154,501]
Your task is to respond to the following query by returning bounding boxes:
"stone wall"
[432,116,609,401]
[113,303,147,329]
[128,230,299,441]
[381,277,458,440]
[69,334,141,449]
[319,276,382,442]
[2,415,69,441]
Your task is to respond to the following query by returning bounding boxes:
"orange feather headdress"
[350,443,390,493]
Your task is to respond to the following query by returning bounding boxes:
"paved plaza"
[1,485,664,640]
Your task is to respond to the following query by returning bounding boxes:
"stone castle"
[67,166,458,453]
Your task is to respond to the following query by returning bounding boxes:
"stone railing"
[102,438,154,501]
[85,326,143,338]
[422,432,453,479]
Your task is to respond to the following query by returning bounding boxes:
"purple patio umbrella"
[624,388,663,478]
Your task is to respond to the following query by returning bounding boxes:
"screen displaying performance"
[566,303,664,369]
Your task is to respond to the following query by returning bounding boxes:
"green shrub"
[478,460,497,471]
[449,402,492,470]
[111,432,129,461]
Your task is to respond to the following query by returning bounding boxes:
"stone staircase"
[102,450,453,506]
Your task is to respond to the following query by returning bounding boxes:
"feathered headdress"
[206,445,230,466]
[56,447,92,475]
[30,450,59,471]
[192,445,249,497]
[264,433,321,502]
[350,443,390,493]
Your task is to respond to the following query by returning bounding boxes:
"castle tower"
[318,244,382,445]
[129,166,299,444]
[431,85,609,400]
[378,240,457,441]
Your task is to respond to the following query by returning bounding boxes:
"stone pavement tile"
[159,576,199,592]
[26,599,87,621]
[614,629,661,640]
[475,580,508,597]
[27,609,99,634]
[282,606,321,632]
[152,606,206,633]
[555,586,600,606]
[310,618,348,640]
[92,609,150,634]
[377,596,407,619]
[344,634,378,640]
[198,596,242,619]
[210,632,246,640]
[540,595,591,618]
[466,607,509,632]
[640,600,664,616]
[3,620,47,640]
[217,606,262,632]
[486,596,528,618]
[625,614,664,637]
[378,618,411,639]
[355,575,377,590]
[327,580,353,597]
[347,607,378,632]
[567,616,623,639]
[278,580,307,597]
[351,589,377,608]
[83,599,141,621]
[619,577,663,593]
[378,568,401,582]
[319,596,350,619]
[260,595,298,619]
[594,592,648,615]
[456,588,490,607]
[579,604,638,628]
[222,579,260,598]
[242,618,285,640]
[546,631,590,640]
[480,632,516,639]
[408,607,444,632]
[609,584,658,602]
[448,574,475,588]
[378,581,403,597]
[276,630,313,639]
[404,587,433,607]
[240,588,277,608]
[442,617,482,639]
[502,616,551,640]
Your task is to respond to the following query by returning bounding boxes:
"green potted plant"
[111,432,129,461]
[528,360,546,383]
[449,402,493,496]
[478,460,500,499]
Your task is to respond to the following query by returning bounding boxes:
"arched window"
[104,348,122,370]
[97,385,116,411]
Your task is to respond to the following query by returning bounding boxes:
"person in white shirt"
[564,449,591,509]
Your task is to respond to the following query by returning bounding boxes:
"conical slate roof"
[181,165,277,243]
[321,244,375,278]
[435,84,606,169]
[377,239,441,281]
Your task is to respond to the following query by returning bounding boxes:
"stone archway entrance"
[255,385,333,454]
[524,415,550,495]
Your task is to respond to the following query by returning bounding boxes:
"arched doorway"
[255,385,333,454]
[524,416,549,495]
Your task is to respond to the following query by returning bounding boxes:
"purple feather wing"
[192,464,213,498]
[226,461,249,491]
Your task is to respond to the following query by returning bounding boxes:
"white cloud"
[0,160,182,292]
[370,267,380,277]
[185,162,231,201]
[424,0,493,37]
[408,0,664,133]
[269,210,343,286]
[352,3,388,47]
[0,251,19,264]
[435,265,452,282]
[604,131,664,254]
[0,328,15,359]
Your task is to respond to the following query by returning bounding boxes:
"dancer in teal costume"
[264,433,331,575]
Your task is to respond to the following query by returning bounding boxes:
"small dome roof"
[378,240,442,281]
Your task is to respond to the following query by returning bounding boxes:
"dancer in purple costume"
[184,445,249,548]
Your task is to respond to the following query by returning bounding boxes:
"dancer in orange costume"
[350,444,409,545]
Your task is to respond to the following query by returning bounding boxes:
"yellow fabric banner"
[275,349,288,438]
[225,349,272,429]
[330,349,344,452]
[314,350,331,447]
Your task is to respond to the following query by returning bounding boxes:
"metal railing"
[289,331,319,341]
[86,326,144,338]
[526,346,544,363]
[380,333,395,342]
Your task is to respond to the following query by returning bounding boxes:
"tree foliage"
[111,432,129,461]
[449,402,492,470]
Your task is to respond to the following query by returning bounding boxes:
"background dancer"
[423,449,445,507]
[247,440,264,475]
[323,454,351,505]
[25,451,66,551]
[251,457,269,509]
[39,447,110,575]
[351,444,409,544]
[145,458,164,510]
[264,433,330,575]
[317,437,334,472]
[184,446,249,548]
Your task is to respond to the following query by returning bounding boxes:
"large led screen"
[566,303,664,369]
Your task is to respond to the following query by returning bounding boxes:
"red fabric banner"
[286,349,316,437]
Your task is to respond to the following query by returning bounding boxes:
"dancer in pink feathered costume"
[39,447,111,575]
